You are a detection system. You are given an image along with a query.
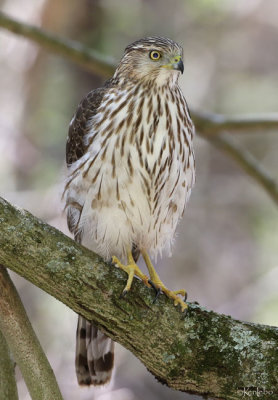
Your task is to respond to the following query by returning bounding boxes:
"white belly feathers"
[65,85,195,261]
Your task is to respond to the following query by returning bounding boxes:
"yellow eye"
[149,50,161,61]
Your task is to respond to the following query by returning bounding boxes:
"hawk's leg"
[141,250,188,312]
[112,249,150,296]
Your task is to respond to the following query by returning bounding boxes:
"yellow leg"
[141,250,188,312]
[112,248,150,295]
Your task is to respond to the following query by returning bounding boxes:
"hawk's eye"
[149,51,161,61]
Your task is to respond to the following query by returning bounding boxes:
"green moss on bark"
[0,196,277,399]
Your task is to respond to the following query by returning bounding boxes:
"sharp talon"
[120,289,128,299]
[153,288,163,304]
[184,292,187,302]
[148,279,157,291]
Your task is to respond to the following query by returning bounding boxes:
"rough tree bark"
[0,330,18,400]
[0,266,63,400]
[0,196,277,400]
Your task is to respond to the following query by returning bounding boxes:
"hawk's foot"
[142,250,188,312]
[149,279,188,312]
[112,251,150,296]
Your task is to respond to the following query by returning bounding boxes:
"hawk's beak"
[172,59,184,74]
[162,55,184,74]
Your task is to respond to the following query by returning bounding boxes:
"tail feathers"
[75,316,114,386]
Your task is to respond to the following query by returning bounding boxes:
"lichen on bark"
[0,196,277,400]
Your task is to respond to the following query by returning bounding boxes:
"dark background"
[0,0,277,399]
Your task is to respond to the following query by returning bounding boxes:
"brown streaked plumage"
[64,36,195,387]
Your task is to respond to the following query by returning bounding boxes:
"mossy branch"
[0,11,278,206]
[0,196,277,400]
[0,265,63,400]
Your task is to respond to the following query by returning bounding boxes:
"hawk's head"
[115,36,184,86]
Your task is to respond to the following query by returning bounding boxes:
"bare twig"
[194,111,278,135]
[1,11,277,133]
[0,11,278,205]
[0,265,63,400]
[0,11,115,77]
[202,133,278,204]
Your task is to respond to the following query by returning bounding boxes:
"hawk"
[64,36,195,386]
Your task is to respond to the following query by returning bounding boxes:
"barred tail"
[75,316,114,386]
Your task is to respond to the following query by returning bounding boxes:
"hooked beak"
[172,59,184,74]
[161,55,184,74]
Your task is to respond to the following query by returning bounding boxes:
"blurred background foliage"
[0,0,277,399]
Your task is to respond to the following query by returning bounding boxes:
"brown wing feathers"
[66,87,108,166]
[66,85,115,386]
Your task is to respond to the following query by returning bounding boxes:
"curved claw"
[148,280,187,310]
[148,280,163,303]
[148,279,157,291]
[153,288,163,304]
[120,289,128,299]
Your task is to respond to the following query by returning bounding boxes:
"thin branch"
[0,11,278,206]
[201,133,278,204]
[0,329,18,400]
[193,111,278,135]
[1,12,278,133]
[0,11,115,77]
[0,265,63,400]
[0,196,277,400]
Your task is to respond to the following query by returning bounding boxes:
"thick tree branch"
[0,265,63,400]
[0,196,277,400]
[0,12,278,207]
[0,329,18,400]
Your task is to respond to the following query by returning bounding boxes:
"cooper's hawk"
[64,36,195,386]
